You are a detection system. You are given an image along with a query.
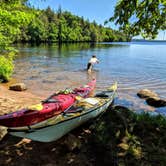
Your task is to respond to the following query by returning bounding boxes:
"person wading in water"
[87,55,99,72]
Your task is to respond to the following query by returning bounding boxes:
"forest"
[0,0,128,45]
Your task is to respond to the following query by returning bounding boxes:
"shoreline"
[0,83,43,115]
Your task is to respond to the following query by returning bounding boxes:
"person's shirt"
[89,57,99,65]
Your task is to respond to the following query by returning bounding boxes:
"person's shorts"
[87,62,92,70]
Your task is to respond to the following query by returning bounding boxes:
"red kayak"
[0,79,96,127]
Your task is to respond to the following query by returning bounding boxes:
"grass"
[86,106,166,166]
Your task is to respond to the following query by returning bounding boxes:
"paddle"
[62,96,84,115]
[63,106,84,114]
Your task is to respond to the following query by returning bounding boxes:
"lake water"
[14,42,166,112]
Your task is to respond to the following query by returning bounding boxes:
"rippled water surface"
[14,42,166,111]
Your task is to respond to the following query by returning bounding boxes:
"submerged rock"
[156,107,166,116]
[137,89,166,108]
[137,89,158,99]
[113,105,131,111]
[146,97,166,107]
[9,83,27,91]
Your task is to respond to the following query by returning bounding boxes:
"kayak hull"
[0,79,96,127]
[9,82,117,142]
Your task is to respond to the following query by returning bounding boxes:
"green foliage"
[0,1,33,45]
[0,53,14,82]
[0,0,34,81]
[110,0,166,39]
[0,1,129,45]
[88,107,166,165]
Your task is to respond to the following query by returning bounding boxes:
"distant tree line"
[0,0,129,45]
[16,6,129,43]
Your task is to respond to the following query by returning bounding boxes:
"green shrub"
[0,53,14,82]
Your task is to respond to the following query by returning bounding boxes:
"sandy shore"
[0,83,43,115]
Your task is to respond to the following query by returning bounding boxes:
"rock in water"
[137,89,158,99]
[146,97,166,107]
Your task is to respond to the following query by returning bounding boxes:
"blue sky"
[29,0,165,40]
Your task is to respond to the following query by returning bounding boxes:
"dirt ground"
[0,134,91,166]
[0,83,43,115]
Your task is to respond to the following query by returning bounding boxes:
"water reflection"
[14,42,166,112]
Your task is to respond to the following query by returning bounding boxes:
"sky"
[29,0,165,40]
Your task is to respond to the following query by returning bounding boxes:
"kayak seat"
[64,106,84,114]
[42,98,60,103]
[95,92,109,98]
